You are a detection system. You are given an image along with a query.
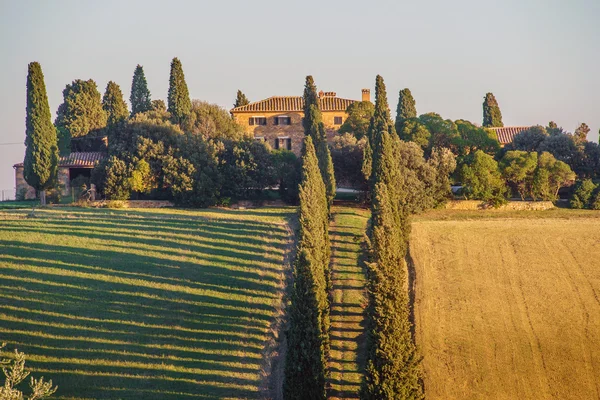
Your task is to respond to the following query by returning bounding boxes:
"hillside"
[0,207,294,399]
[410,210,600,400]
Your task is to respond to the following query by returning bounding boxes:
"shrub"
[15,187,28,201]
[570,179,598,209]
[104,156,131,200]
[499,151,538,200]
[271,149,300,204]
[1,342,57,399]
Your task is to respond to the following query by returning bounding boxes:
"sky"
[0,0,599,193]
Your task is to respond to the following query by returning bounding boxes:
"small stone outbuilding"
[13,152,105,199]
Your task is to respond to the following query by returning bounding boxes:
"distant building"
[231,89,370,155]
[488,126,531,146]
[13,152,105,199]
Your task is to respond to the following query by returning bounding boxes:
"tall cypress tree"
[364,75,396,183]
[482,92,503,127]
[283,136,330,400]
[361,130,423,400]
[395,88,417,133]
[24,62,59,206]
[167,57,192,124]
[302,76,336,208]
[233,90,250,108]
[130,65,152,116]
[102,81,129,126]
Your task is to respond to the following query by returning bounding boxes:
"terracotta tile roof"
[13,152,105,168]
[487,126,531,145]
[231,95,356,113]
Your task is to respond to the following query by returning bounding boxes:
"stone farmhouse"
[14,152,104,200]
[231,89,371,155]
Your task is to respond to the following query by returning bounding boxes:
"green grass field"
[0,207,294,399]
[328,206,369,399]
[410,209,600,400]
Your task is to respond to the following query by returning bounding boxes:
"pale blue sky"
[1,0,598,191]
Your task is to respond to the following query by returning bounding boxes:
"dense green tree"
[510,125,548,152]
[546,121,568,136]
[339,101,375,139]
[271,149,301,203]
[151,99,166,112]
[167,57,192,124]
[395,88,417,133]
[428,147,457,207]
[130,65,152,116]
[302,76,336,208]
[284,136,330,400]
[570,179,597,209]
[24,62,59,206]
[455,120,500,157]
[188,100,247,140]
[362,131,423,399]
[574,122,590,143]
[102,81,128,126]
[398,119,430,150]
[532,152,575,200]
[499,151,538,200]
[482,92,503,127]
[55,79,107,154]
[418,113,460,153]
[233,90,250,108]
[460,150,509,206]
[538,133,579,164]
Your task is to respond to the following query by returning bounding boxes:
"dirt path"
[328,206,370,399]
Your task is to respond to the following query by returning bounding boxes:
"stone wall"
[445,200,555,211]
[232,110,346,156]
[14,166,73,200]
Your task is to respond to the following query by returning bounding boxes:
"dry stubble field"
[410,209,600,400]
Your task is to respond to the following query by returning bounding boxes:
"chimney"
[318,90,325,98]
[362,89,371,102]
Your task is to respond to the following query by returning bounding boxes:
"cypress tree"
[102,81,129,126]
[361,131,423,399]
[364,75,396,184]
[24,62,59,206]
[233,90,250,108]
[55,79,107,154]
[482,92,503,127]
[302,76,336,208]
[284,136,330,400]
[130,65,152,116]
[395,88,417,133]
[167,57,192,124]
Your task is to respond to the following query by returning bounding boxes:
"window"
[249,117,267,126]
[275,137,292,151]
[273,116,291,125]
[334,116,343,125]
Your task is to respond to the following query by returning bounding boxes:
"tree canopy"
[338,101,375,139]
[102,81,129,126]
[55,79,107,154]
[233,90,250,108]
[395,88,417,133]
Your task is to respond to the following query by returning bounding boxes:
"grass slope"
[328,206,369,399]
[0,207,293,400]
[410,209,600,400]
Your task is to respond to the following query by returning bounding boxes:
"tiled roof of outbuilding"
[487,126,531,145]
[14,152,105,168]
[231,96,356,113]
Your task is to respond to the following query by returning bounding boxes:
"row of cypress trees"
[283,75,424,399]
[361,75,424,399]
[283,76,335,399]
